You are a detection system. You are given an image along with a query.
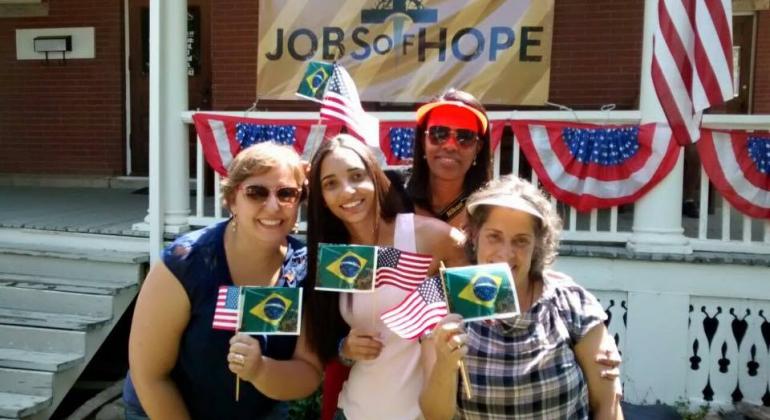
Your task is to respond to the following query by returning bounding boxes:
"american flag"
[652,0,733,145]
[381,276,448,340]
[375,247,433,291]
[212,286,240,331]
[320,64,380,148]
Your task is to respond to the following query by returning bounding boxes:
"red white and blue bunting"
[698,129,770,219]
[192,113,316,176]
[511,121,680,211]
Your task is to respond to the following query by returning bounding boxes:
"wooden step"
[0,367,53,396]
[0,308,111,331]
[0,392,50,419]
[0,286,115,318]
[0,273,137,295]
[0,243,147,284]
[0,348,83,372]
[0,324,85,357]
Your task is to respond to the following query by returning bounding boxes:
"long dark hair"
[304,134,408,363]
[406,88,493,213]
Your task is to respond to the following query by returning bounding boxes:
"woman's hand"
[431,314,468,369]
[228,333,264,383]
[596,345,622,380]
[341,328,384,362]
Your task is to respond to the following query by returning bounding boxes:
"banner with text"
[257,0,553,105]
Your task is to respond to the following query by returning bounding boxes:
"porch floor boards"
[0,186,217,237]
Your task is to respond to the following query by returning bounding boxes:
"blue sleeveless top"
[123,220,308,419]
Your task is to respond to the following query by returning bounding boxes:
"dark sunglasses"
[240,184,302,205]
[426,125,479,148]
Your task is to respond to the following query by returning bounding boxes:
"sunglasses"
[240,184,302,205]
[426,125,479,148]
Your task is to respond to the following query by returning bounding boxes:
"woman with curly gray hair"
[420,175,623,420]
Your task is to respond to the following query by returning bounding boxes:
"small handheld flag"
[320,64,380,148]
[239,287,303,335]
[375,247,432,291]
[212,286,240,331]
[380,276,448,340]
[316,244,377,292]
[296,61,335,103]
[444,263,519,322]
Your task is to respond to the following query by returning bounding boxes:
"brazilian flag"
[239,287,302,335]
[317,244,376,292]
[295,61,334,102]
[444,263,518,321]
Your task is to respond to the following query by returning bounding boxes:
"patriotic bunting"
[192,113,313,176]
[378,121,415,165]
[698,130,770,219]
[511,121,680,211]
[489,120,506,152]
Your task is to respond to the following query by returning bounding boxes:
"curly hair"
[464,175,562,281]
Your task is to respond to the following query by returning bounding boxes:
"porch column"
[627,0,692,254]
[146,0,190,261]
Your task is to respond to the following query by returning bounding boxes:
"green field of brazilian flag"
[239,287,302,335]
[443,263,520,321]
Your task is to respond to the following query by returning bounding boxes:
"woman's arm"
[128,262,191,420]
[574,324,624,420]
[229,329,324,400]
[419,314,467,420]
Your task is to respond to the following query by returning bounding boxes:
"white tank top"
[338,213,424,420]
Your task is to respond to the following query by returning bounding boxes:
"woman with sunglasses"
[421,176,623,419]
[407,88,493,230]
[124,143,322,419]
[304,134,466,420]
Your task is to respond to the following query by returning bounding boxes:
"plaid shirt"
[457,270,606,419]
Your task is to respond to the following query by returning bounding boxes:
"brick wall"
[0,0,124,175]
[549,0,645,109]
[210,0,257,110]
[753,11,770,113]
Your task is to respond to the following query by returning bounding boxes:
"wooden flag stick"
[235,289,244,402]
[438,261,472,399]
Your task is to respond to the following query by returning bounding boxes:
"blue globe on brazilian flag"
[444,263,519,321]
[240,287,302,335]
[317,244,376,292]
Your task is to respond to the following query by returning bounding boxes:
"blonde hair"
[464,175,562,280]
[220,142,305,210]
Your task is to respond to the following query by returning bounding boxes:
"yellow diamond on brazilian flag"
[317,244,376,291]
[295,61,334,102]
[240,287,301,334]
[444,263,518,321]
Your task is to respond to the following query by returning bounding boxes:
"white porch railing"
[181,110,770,254]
